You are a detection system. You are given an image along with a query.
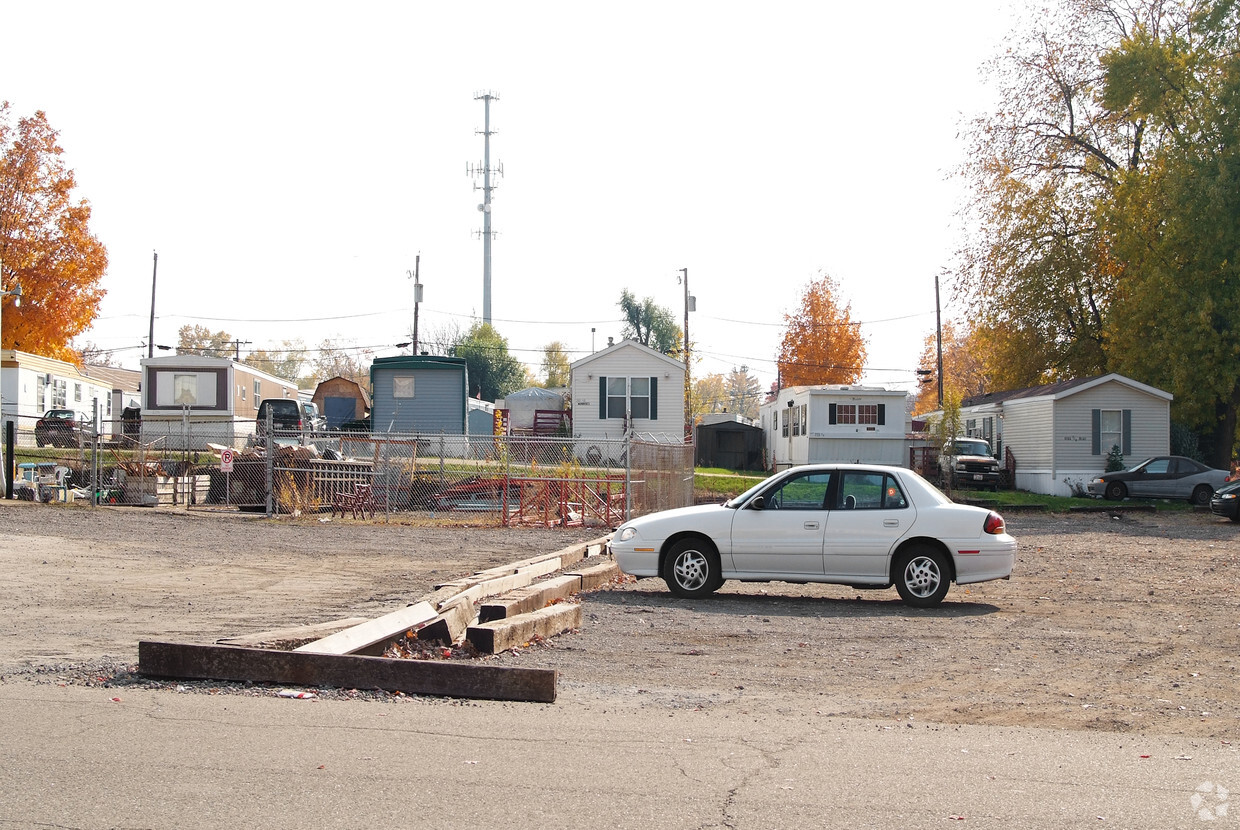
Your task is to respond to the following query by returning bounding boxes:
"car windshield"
[949,440,990,456]
[723,474,779,508]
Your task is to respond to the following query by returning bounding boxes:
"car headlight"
[1219,493,1237,500]
[617,526,637,542]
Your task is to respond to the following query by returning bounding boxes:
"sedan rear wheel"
[894,545,950,608]
[662,538,723,599]
[1191,484,1213,506]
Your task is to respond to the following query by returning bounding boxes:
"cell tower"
[468,91,502,324]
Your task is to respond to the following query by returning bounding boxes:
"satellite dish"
[477,204,485,212]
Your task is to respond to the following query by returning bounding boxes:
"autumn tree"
[776,272,866,387]
[246,340,307,384]
[0,104,107,360]
[912,321,996,415]
[1097,1,1240,467]
[452,322,525,402]
[692,373,728,416]
[177,324,236,357]
[539,341,571,388]
[958,0,1240,468]
[619,289,682,356]
[309,339,371,389]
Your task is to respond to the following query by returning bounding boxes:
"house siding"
[371,362,466,434]
[1053,383,1169,470]
[570,342,685,440]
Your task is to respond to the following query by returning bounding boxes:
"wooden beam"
[467,603,583,654]
[293,601,436,655]
[478,575,582,623]
[217,618,369,650]
[138,640,556,703]
[415,597,477,645]
[564,560,620,591]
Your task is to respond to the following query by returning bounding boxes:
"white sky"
[5,1,1017,395]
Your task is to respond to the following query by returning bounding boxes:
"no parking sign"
[220,448,235,473]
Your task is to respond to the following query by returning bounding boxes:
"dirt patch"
[2,500,1237,737]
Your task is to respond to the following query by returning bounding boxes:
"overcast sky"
[5,1,1018,394]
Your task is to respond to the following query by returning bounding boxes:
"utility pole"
[148,252,158,359]
[469,91,501,325]
[935,273,944,408]
[679,268,695,442]
[408,254,422,354]
[229,339,251,361]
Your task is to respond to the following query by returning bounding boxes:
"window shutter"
[649,377,658,420]
[1122,409,1132,455]
[829,403,837,425]
[1091,409,1101,455]
[599,376,607,420]
[877,404,886,426]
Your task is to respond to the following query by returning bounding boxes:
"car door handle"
[804,521,820,530]
[883,519,899,527]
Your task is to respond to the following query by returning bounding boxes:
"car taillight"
[983,511,1006,535]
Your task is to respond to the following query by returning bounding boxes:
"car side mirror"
[750,495,765,510]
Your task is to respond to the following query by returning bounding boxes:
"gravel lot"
[1,499,1237,738]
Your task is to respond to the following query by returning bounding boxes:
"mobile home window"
[630,377,650,419]
[173,374,198,405]
[74,383,82,402]
[53,380,67,408]
[781,408,789,437]
[1100,409,1122,455]
[253,379,261,398]
[837,404,856,424]
[800,404,807,433]
[393,376,415,398]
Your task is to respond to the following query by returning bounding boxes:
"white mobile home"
[760,385,911,470]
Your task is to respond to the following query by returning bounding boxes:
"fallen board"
[293,601,436,655]
[138,640,556,703]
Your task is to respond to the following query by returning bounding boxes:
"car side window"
[1145,459,1170,475]
[765,472,832,510]
[838,472,908,510]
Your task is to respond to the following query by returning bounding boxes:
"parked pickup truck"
[940,437,1002,491]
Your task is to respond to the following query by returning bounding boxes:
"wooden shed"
[312,376,371,429]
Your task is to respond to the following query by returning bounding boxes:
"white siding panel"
[571,350,685,440]
[1001,398,1054,468]
[807,437,905,466]
[1055,382,1170,471]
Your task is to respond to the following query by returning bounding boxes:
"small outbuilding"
[695,415,764,471]
[312,376,371,429]
[369,355,468,435]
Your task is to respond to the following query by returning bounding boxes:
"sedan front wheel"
[662,538,723,599]
[894,545,951,608]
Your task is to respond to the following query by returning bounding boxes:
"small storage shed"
[695,415,764,470]
[369,355,468,435]
[312,376,371,429]
[496,387,565,431]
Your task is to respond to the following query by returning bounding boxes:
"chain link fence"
[1,416,695,525]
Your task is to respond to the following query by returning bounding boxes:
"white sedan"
[610,463,1016,608]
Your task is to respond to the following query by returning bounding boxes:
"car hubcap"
[904,556,941,598]
[674,550,709,591]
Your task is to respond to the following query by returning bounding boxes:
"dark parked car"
[255,399,305,437]
[1209,478,1240,521]
[1087,455,1229,504]
[34,409,91,448]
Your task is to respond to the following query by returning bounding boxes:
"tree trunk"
[1209,383,1240,472]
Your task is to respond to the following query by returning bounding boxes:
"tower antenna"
[468,91,501,324]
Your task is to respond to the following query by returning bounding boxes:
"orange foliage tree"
[776,272,866,387]
[0,104,107,360]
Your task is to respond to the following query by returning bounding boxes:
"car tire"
[1191,485,1213,506]
[894,545,950,608]
[662,538,723,599]
[1104,481,1127,501]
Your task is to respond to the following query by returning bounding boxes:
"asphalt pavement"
[1,683,1233,829]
